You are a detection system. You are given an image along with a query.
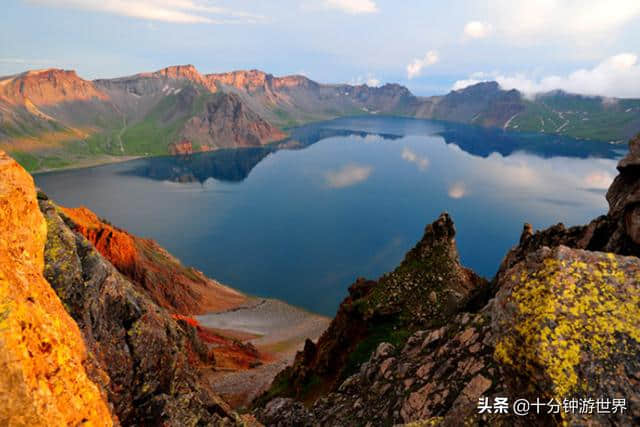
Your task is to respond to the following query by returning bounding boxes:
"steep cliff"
[39,196,245,425]
[181,92,287,149]
[0,150,113,426]
[59,205,247,315]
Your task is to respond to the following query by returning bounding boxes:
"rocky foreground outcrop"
[40,197,242,425]
[0,149,260,425]
[256,135,640,426]
[258,213,486,405]
[0,150,113,425]
[258,246,640,426]
[498,133,640,278]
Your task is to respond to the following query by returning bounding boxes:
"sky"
[2,0,640,97]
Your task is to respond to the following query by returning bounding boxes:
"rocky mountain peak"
[0,68,108,105]
[453,80,500,94]
[258,213,486,405]
[206,69,274,92]
[273,74,317,89]
[153,64,199,78]
[149,64,214,90]
[406,212,457,262]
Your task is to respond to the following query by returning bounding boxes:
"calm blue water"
[35,117,624,315]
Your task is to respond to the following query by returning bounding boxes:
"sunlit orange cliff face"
[0,150,113,426]
[60,205,247,315]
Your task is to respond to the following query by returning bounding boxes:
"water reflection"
[123,128,402,184]
[436,122,623,159]
[35,116,626,315]
[122,117,624,185]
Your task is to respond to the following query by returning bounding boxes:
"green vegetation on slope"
[509,97,640,141]
[116,90,211,156]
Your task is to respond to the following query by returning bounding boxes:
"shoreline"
[31,154,144,175]
[197,297,330,408]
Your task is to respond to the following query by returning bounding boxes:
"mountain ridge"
[1,64,639,172]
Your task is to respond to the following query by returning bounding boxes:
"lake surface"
[35,116,625,315]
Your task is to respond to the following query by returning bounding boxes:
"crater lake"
[35,116,625,315]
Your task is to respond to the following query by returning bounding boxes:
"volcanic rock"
[257,213,486,405]
[0,150,113,426]
[59,205,246,315]
[39,198,242,425]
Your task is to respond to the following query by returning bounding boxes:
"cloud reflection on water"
[325,163,373,188]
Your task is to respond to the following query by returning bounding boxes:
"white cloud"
[30,0,263,24]
[463,21,492,39]
[401,147,429,171]
[452,79,481,91]
[406,51,439,79]
[448,181,467,199]
[350,73,381,87]
[452,53,640,98]
[366,77,381,86]
[325,163,373,188]
[489,0,640,41]
[324,0,378,14]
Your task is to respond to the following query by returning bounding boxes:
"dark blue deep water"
[35,117,625,315]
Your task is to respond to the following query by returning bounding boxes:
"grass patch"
[342,320,410,380]
[9,151,40,171]
[120,90,211,155]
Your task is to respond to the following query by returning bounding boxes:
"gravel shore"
[197,298,330,408]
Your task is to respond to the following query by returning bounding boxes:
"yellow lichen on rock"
[493,245,640,399]
[0,150,113,426]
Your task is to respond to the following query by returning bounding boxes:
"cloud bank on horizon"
[5,0,640,98]
[453,53,640,98]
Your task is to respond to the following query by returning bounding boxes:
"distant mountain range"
[1,64,639,171]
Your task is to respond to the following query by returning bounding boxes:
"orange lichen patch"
[61,206,247,315]
[494,246,640,399]
[0,150,113,425]
[172,314,264,371]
